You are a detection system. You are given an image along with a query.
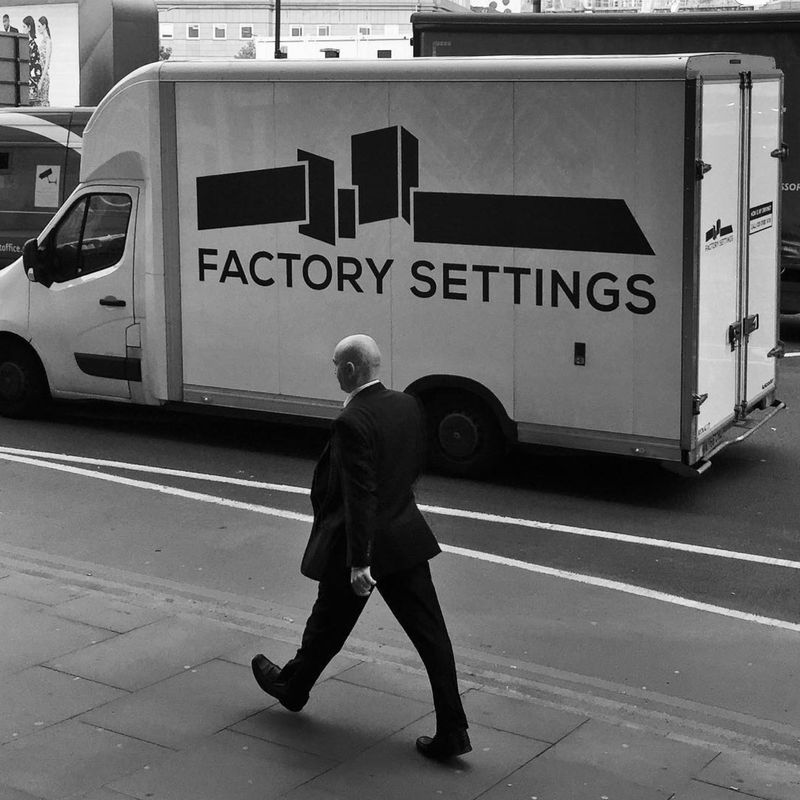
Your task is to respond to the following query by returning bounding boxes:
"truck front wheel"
[0,345,48,418]
[424,392,505,478]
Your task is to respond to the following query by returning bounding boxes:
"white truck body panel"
[1,55,784,473]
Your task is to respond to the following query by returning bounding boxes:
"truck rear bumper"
[670,398,787,475]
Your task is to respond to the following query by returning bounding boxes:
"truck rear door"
[694,72,782,455]
[743,77,781,408]
[695,79,740,443]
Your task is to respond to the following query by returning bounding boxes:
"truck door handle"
[99,296,126,307]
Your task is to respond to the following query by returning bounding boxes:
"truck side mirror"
[22,237,53,288]
[23,238,39,280]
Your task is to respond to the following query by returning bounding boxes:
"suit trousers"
[279,560,468,733]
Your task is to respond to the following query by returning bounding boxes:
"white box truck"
[411,10,800,314]
[0,55,785,476]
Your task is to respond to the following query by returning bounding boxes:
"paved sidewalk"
[0,569,798,800]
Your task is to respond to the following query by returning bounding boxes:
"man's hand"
[350,566,377,597]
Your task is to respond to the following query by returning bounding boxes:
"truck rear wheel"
[0,345,48,418]
[425,392,505,478]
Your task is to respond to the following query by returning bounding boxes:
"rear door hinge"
[692,393,708,415]
[768,340,785,358]
[696,160,712,180]
[771,143,789,160]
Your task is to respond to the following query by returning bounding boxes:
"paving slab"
[696,751,800,800]
[80,659,266,749]
[0,666,125,744]
[460,688,588,744]
[331,659,442,704]
[533,718,717,795]
[0,573,86,606]
[108,729,334,800]
[673,780,775,800]
[0,784,46,800]
[280,786,355,800]
[65,790,137,800]
[51,592,167,633]
[0,719,171,800]
[231,678,431,762]
[46,616,260,691]
[222,635,362,683]
[302,714,546,800]
[477,756,670,800]
[0,597,114,673]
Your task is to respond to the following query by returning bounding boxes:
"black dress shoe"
[416,728,472,760]
[251,654,307,712]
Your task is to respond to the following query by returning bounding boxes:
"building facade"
[157,0,469,60]
[157,0,774,60]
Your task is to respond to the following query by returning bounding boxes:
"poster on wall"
[1,2,79,106]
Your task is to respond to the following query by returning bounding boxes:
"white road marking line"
[445,544,800,633]
[783,351,800,358]
[420,503,800,570]
[0,452,313,523]
[0,449,798,632]
[0,445,797,571]
[0,445,310,494]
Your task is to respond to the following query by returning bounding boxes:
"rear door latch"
[728,314,759,350]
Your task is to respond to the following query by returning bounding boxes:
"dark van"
[0,107,92,269]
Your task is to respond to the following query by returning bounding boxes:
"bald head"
[332,334,381,393]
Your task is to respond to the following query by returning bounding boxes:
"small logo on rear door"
[704,218,734,251]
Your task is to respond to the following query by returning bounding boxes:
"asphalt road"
[0,330,799,745]
[0,324,797,625]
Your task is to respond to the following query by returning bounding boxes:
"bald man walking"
[252,334,470,760]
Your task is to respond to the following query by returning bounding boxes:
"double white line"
[0,444,798,632]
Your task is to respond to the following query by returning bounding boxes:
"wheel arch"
[0,331,38,356]
[0,332,50,394]
[404,374,517,444]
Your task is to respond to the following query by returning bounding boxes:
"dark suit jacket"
[301,383,441,581]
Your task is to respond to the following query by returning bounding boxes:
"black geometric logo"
[196,125,655,257]
[705,218,734,242]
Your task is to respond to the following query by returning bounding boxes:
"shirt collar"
[344,379,381,407]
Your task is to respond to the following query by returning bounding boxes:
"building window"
[240,25,254,39]
[290,25,303,37]
[377,50,391,58]
[159,23,174,39]
[358,25,371,37]
[213,24,227,40]
[317,25,330,37]
[187,24,199,39]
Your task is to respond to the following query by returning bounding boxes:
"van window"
[50,193,132,283]
[0,144,63,212]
